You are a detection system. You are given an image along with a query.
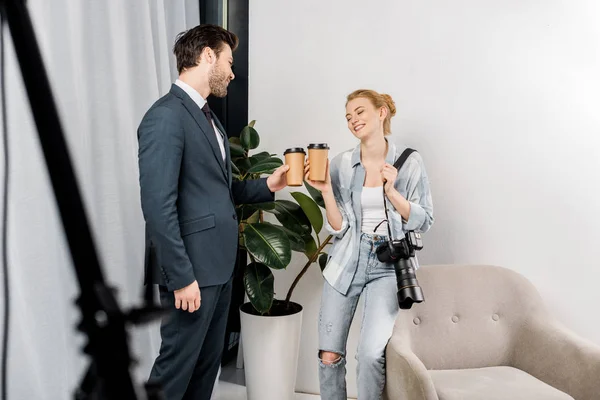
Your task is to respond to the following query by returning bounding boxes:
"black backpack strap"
[393,148,417,171]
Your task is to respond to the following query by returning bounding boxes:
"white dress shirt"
[175,79,226,161]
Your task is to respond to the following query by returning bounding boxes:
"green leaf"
[249,120,256,128]
[240,126,260,150]
[253,202,276,211]
[276,225,306,253]
[303,234,317,259]
[247,157,283,175]
[229,142,246,157]
[319,253,329,271]
[304,181,325,208]
[262,200,311,235]
[243,223,291,270]
[291,192,323,234]
[261,221,305,253]
[229,137,241,145]
[244,262,274,314]
[251,151,271,162]
[248,154,267,167]
[231,161,241,176]
[236,205,253,221]
[246,210,260,224]
[235,157,252,174]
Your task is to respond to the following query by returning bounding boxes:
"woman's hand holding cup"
[304,159,332,194]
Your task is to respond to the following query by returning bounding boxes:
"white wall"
[249,0,600,396]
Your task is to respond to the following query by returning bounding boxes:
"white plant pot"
[240,301,303,400]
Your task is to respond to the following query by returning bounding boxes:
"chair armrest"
[512,316,600,400]
[384,334,438,400]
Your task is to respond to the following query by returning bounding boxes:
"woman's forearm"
[387,188,411,221]
[322,189,344,231]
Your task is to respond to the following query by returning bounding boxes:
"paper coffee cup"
[284,148,306,187]
[307,143,330,182]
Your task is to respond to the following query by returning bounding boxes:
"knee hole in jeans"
[319,350,343,365]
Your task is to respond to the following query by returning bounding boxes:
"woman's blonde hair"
[346,89,397,136]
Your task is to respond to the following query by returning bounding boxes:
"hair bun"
[381,94,396,116]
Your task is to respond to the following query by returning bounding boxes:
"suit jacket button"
[232,214,237,220]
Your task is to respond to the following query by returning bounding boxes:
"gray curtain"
[0,1,201,398]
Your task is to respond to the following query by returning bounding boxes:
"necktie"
[201,103,224,139]
[201,103,227,164]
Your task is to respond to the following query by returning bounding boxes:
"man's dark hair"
[173,24,238,74]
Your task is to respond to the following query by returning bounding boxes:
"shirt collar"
[174,79,207,111]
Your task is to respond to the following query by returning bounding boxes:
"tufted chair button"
[413,317,421,325]
[452,315,460,323]
[492,314,500,321]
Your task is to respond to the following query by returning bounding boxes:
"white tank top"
[361,186,388,235]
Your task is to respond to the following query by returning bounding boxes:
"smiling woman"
[345,89,397,137]
[304,88,434,400]
[250,2,600,398]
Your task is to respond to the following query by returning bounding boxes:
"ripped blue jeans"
[318,233,399,400]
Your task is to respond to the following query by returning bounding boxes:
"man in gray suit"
[138,24,289,399]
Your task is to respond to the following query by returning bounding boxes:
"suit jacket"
[138,84,273,291]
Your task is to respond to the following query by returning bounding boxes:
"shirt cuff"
[325,217,349,238]
[402,202,427,232]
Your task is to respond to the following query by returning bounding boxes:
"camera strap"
[382,148,417,239]
[393,148,417,171]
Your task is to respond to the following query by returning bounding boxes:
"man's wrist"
[265,176,275,193]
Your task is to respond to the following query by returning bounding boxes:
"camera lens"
[394,258,424,310]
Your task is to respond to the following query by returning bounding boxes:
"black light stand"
[0,1,165,398]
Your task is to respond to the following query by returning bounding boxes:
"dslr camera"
[376,231,425,310]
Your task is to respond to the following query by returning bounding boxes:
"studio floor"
[214,360,353,399]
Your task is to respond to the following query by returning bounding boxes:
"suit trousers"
[149,277,233,400]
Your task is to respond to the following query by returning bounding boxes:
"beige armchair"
[384,264,600,400]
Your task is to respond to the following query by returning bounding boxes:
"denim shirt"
[322,140,434,295]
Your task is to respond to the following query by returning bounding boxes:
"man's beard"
[209,66,229,97]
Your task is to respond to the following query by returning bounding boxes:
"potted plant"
[229,121,332,400]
